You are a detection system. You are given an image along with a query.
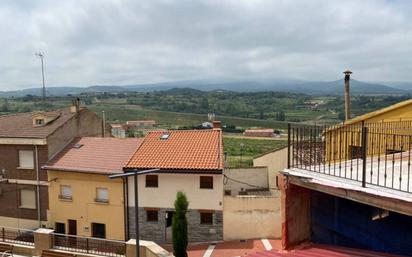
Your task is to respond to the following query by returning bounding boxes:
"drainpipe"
[35,145,41,227]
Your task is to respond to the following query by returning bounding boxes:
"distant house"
[43,137,142,240]
[126,120,156,128]
[111,124,128,138]
[0,101,109,229]
[124,129,224,243]
[244,129,274,137]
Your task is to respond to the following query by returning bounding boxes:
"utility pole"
[35,52,46,105]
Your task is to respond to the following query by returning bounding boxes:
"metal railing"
[52,233,126,257]
[287,121,412,193]
[0,227,34,246]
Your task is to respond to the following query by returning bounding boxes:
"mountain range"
[0,79,409,97]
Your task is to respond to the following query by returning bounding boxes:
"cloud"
[1,0,412,90]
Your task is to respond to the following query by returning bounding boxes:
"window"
[95,188,109,203]
[200,212,213,225]
[20,189,36,209]
[224,190,231,196]
[92,223,106,239]
[55,222,65,234]
[59,185,72,200]
[146,210,159,222]
[18,150,34,169]
[145,175,158,188]
[35,119,45,126]
[200,176,213,189]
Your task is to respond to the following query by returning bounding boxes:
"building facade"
[0,103,108,229]
[43,137,142,240]
[124,129,224,243]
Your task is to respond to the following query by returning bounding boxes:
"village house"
[281,99,412,256]
[0,101,109,229]
[42,137,142,240]
[123,127,224,243]
[244,129,274,138]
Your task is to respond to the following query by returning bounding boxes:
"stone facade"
[128,207,223,243]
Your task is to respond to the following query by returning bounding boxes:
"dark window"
[92,223,106,239]
[55,222,65,234]
[146,175,158,188]
[200,212,213,225]
[146,210,158,222]
[224,190,231,196]
[200,176,213,189]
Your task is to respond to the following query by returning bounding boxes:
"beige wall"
[253,147,288,191]
[0,216,47,229]
[128,173,223,211]
[223,167,268,195]
[223,195,281,240]
[47,170,125,240]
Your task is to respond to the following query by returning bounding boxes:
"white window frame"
[18,150,34,169]
[95,187,109,203]
[59,185,72,200]
[19,189,36,209]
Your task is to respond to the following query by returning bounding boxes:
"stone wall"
[129,207,223,243]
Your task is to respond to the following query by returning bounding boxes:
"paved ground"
[163,239,281,257]
[164,240,405,257]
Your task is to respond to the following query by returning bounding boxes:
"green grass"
[89,104,289,129]
[223,136,287,168]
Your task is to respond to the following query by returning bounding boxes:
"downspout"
[35,145,41,227]
[123,177,129,240]
[125,177,130,240]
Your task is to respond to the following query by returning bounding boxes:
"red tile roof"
[43,137,143,174]
[0,108,83,138]
[125,129,223,172]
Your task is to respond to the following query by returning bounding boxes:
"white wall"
[223,167,268,195]
[127,173,223,210]
[223,195,281,240]
[253,147,288,191]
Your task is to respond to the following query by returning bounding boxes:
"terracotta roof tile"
[125,129,223,172]
[0,108,83,138]
[43,137,143,174]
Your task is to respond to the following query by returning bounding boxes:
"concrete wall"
[223,195,281,240]
[253,147,288,191]
[223,167,268,195]
[47,109,109,159]
[278,175,311,249]
[127,173,223,210]
[47,171,125,240]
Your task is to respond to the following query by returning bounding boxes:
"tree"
[172,191,189,257]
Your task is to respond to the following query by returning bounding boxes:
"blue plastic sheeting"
[310,191,412,256]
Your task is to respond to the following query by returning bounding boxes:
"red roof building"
[44,137,143,174]
[125,129,223,172]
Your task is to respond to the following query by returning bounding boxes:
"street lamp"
[108,169,159,257]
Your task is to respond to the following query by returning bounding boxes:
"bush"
[172,191,189,257]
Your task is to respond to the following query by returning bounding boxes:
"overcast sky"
[1,0,412,90]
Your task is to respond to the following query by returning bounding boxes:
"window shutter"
[20,189,36,209]
[19,150,34,169]
[96,188,108,201]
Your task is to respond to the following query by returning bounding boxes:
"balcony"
[286,121,412,195]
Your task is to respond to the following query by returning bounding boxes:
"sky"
[1,0,412,90]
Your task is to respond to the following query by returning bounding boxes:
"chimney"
[343,70,352,121]
[70,98,81,113]
[212,121,221,129]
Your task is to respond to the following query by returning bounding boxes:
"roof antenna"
[35,52,46,106]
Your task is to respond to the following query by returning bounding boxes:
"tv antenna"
[35,52,46,105]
